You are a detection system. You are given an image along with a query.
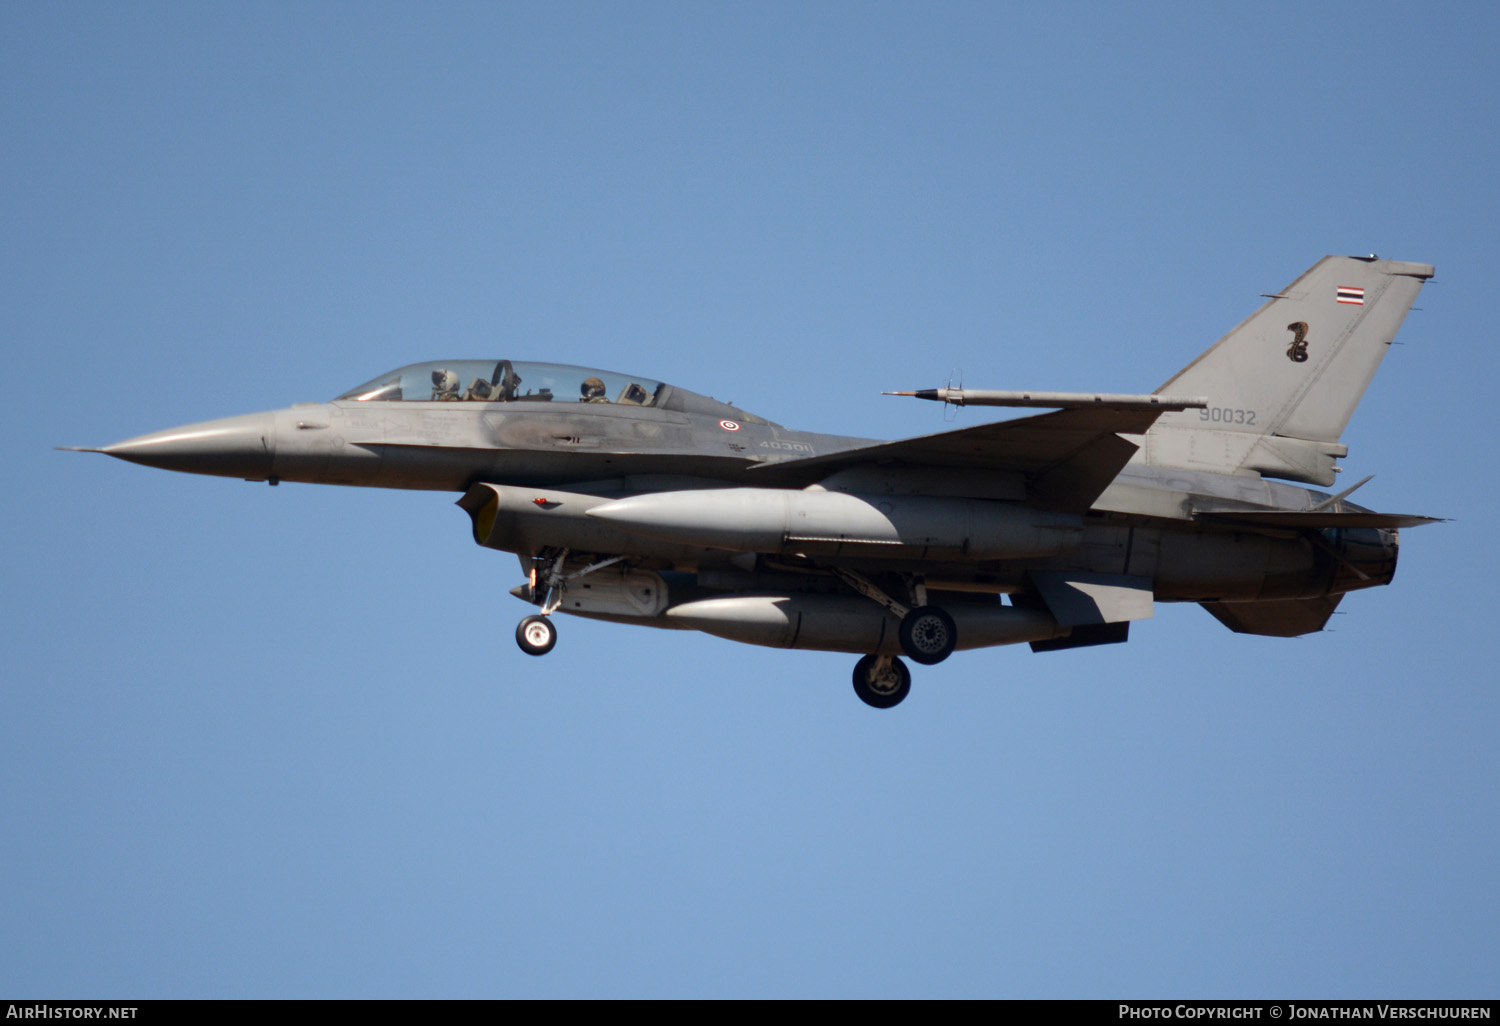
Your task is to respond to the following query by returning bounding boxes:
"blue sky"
[3,1,1497,998]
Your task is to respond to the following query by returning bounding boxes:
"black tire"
[899,605,957,665]
[516,614,557,656]
[852,654,911,709]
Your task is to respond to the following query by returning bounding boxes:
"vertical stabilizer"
[1135,256,1433,486]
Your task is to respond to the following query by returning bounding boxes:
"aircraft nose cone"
[102,411,277,479]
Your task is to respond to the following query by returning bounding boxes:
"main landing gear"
[831,569,957,706]
[898,605,957,665]
[829,568,959,666]
[852,654,911,709]
[851,605,954,707]
[849,601,955,708]
[509,550,959,710]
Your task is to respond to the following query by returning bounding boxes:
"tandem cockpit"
[334,359,773,424]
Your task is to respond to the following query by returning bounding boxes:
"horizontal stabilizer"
[1194,510,1441,530]
[1201,597,1342,637]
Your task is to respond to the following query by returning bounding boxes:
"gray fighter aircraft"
[74,255,1439,707]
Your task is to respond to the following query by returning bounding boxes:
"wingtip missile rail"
[885,389,1208,412]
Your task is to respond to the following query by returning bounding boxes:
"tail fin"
[1136,255,1433,485]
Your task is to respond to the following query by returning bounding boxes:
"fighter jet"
[73,255,1440,707]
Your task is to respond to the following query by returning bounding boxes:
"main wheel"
[899,605,957,665]
[516,614,557,656]
[852,654,911,709]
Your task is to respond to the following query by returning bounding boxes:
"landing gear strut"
[852,654,911,709]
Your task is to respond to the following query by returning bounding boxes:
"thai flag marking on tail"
[1336,286,1365,305]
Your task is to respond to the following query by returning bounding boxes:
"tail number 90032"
[1199,407,1256,425]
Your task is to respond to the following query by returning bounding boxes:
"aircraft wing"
[751,407,1166,511]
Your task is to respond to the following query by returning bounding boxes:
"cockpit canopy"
[336,360,664,406]
[334,359,773,425]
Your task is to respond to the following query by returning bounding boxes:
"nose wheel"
[516,614,557,656]
[852,654,911,709]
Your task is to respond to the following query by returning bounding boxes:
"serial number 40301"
[1199,407,1256,425]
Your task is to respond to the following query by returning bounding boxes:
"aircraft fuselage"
[99,392,1398,612]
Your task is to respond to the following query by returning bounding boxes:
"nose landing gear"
[514,548,570,656]
[516,614,557,656]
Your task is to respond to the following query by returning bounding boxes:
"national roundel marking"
[719,420,741,432]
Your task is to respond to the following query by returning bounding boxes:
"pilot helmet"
[431,369,459,394]
[580,377,606,401]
